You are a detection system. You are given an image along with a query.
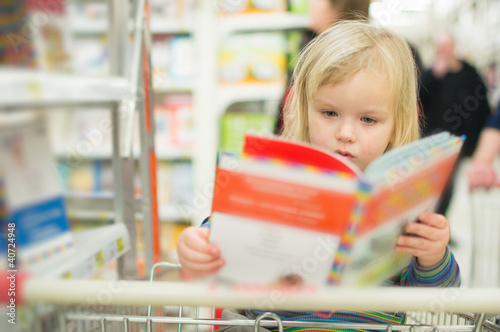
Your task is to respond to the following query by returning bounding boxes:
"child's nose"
[336,121,356,143]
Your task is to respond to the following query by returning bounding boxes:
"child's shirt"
[200,216,461,330]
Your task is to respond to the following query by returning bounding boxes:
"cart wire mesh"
[18,263,500,332]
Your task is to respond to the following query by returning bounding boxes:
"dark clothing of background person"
[419,60,491,215]
[419,60,491,157]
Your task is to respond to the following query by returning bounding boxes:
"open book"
[208,132,464,286]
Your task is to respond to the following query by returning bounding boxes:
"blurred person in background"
[419,32,491,215]
[274,0,371,135]
[467,104,500,190]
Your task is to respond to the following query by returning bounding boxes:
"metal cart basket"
[15,263,500,332]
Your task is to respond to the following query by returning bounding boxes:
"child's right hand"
[176,227,224,279]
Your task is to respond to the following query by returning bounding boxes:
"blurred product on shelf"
[33,14,71,71]
[220,109,276,153]
[58,158,193,224]
[150,0,196,20]
[0,0,36,67]
[157,161,194,220]
[151,34,195,87]
[28,0,72,71]
[64,161,114,195]
[64,108,112,158]
[289,0,309,14]
[70,0,195,22]
[219,32,287,84]
[168,35,195,82]
[72,36,109,75]
[155,94,194,154]
[152,35,170,81]
[0,111,74,272]
[68,0,106,20]
[218,0,286,14]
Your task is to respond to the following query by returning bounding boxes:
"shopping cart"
[16,263,500,332]
[469,187,500,288]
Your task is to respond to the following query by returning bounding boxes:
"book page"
[210,212,340,285]
[364,132,457,182]
[341,144,463,286]
[210,153,357,285]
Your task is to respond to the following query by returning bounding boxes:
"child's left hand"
[395,212,450,268]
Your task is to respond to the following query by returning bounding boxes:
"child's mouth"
[336,151,353,160]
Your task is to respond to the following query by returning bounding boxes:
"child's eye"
[361,117,376,124]
[322,111,338,118]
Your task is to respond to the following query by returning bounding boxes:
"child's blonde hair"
[283,20,420,151]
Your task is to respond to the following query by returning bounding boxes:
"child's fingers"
[179,242,220,264]
[396,235,431,251]
[397,213,450,268]
[404,222,441,242]
[181,257,225,278]
[404,212,449,242]
[416,212,448,229]
[404,213,445,236]
[394,244,427,258]
[183,227,220,256]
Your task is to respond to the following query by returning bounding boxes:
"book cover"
[208,132,464,286]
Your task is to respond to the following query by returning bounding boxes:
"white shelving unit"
[0,0,161,279]
[54,147,192,161]
[0,70,137,279]
[66,2,196,227]
[71,17,194,35]
[216,82,287,118]
[0,69,131,110]
[191,7,310,225]
[153,79,194,93]
[218,12,310,37]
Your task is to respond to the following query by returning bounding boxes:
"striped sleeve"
[398,246,461,287]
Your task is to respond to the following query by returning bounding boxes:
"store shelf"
[0,69,132,109]
[70,17,193,35]
[70,13,308,36]
[67,207,188,224]
[153,79,194,93]
[54,147,192,161]
[216,82,286,117]
[65,192,189,223]
[26,223,130,279]
[218,12,310,36]
[150,18,194,34]
[156,149,193,161]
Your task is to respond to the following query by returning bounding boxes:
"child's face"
[308,69,395,171]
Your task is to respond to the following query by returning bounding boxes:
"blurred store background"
[0,0,499,286]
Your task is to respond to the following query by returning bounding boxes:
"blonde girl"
[177,20,460,330]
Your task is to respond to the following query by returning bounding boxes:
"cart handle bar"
[18,278,500,313]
